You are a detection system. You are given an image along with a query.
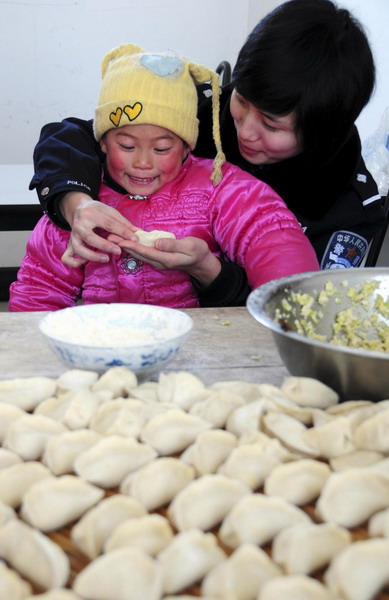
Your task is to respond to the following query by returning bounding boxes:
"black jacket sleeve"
[29,117,105,228]
[192,260,251,307]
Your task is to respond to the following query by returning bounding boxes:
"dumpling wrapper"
[272,522,351,574]
[105,514,173,556]
[42,429,102,475]
[259,574,334,600]
[71,494,147,559]
[0,519,69,590]
[218,493,310,549]
[135,228,176,248]
[324,538,389,600]
[157,529,226,594]
[0,559,32,600]
[0,461,52,508]
[72,546,163,600]
[264,458,331,505]
[181,429,237,475]
[201,543,282,599]
[74,434,157,488]
[3,413,68,460]
[140,409,211,455]
[168,474,251,532]
[316,468,389,528]
[0,377,57,411]
[120,457,195,511]
[21,474,104,531]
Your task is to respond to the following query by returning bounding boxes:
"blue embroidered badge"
[321,230,368,269]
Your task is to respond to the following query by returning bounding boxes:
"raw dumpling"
[21,474,104,531]
[129,380,158,402]
[91,366,138,396]
[368,507,389,538]
[42,429,102,475]
[120,457,195,511]
[0,519,69,590]
[0,447,22,469]
[218,443,283,491]
[218,493,310,549]
[157,529,226,594]
[26,591,82,600]
[262,412,319,457]
[316,468,389,528]
[324,538,389,600]
[74,434,157,488]
[105,514,174,556]
[259,574,334,600]
[353,407,389,453]
[303,416,355,459]
[168,474,251,532]
[135,227,176,247]
[0,403,25,443]
[225,399,270,437]
[330,449,384,472]
[210,380,263,402]
[281,376,339,408]
[156,371,208,410]
[56,368,99,392]
[0,559,32,600]
[264,458,331,505]
[180,429,237,475]
[0,377,57,411]
[59,389,111,430]
[73,546,162,600]
[259,384,313,425]
[189,389,246,428]
[0,502,16,526]
[201,543,282,600]
[140,409,211,455]
[89,398,146,438]
[3,413,68,460]
[272,522,351,574]
[71,494,147,559]
[0,461,52,507]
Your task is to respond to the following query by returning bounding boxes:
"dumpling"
[264,459,331,505]
[58,389,111,430]
[303,416,355,459]
[73,546,162,600]
[0,376,57,411]
[218,443,283,491]
[167,474,251,532]
[225,398,271,437]
[26,591,82,600]
[180,429,237,475]
[105,514,174,556]
[0,403,25,443]
[71,494,147,559]
[129,380,158,402]
[259,574,334,600]
[0,447,22,470]
[135,227,176,247]
[238,430,298,462]
[3,413,68,460]
[0,461,52,508]
[42,429,102,475]
[0,559,32,600]
[210,380,263,402]
[120,457,195,511]
[140,409,211,455]
[56,368,99,393]
[324,538,389,600]
[0,519,69,590]
[91,366,138,396]
[157,529,226,594]
[353,407,389,453]
[316,468,389,528]
[156,371,208,410]
[330,449,384,472]
[281,376,339,408]
[258,384,313,425]
[218,493,310,549]
[73,435,157,488]
[89,398,146,438]
[262,412,319,457]
[272,522,351,574]
[189,389,246,428]
[21,475,104,531]
[201,543,281,600]
[368,507,389,538]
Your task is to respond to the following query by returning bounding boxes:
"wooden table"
[0,307,289,386]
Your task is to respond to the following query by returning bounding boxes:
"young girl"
[9,44,318,312]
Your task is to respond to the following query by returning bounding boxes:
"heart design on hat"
[124,102,143,122]
[109,107,123,127]
[140,54,183,78]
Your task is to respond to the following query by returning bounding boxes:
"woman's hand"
[59,192,138,266]
[109,234,222,286]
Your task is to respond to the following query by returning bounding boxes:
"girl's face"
[100,124,190,196]
[230,88,302,165]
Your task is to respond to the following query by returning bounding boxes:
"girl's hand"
[59,192,138,266]
[110,235,222,286]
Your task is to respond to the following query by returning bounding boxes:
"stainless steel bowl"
[247,268,389,402]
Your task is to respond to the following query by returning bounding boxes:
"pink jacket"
[9,155,319,311]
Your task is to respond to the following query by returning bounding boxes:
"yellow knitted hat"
[94,43,225,185]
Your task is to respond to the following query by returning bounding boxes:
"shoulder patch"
[321,230,368,269]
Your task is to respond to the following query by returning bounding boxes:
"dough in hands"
[135,228,176,247]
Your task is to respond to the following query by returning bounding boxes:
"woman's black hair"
[232,0,375,159]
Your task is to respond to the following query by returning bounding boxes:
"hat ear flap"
[101,43,145,78]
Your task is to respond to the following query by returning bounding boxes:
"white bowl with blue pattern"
[39,303,193,381]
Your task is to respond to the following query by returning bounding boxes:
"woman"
[30,0,385,305]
